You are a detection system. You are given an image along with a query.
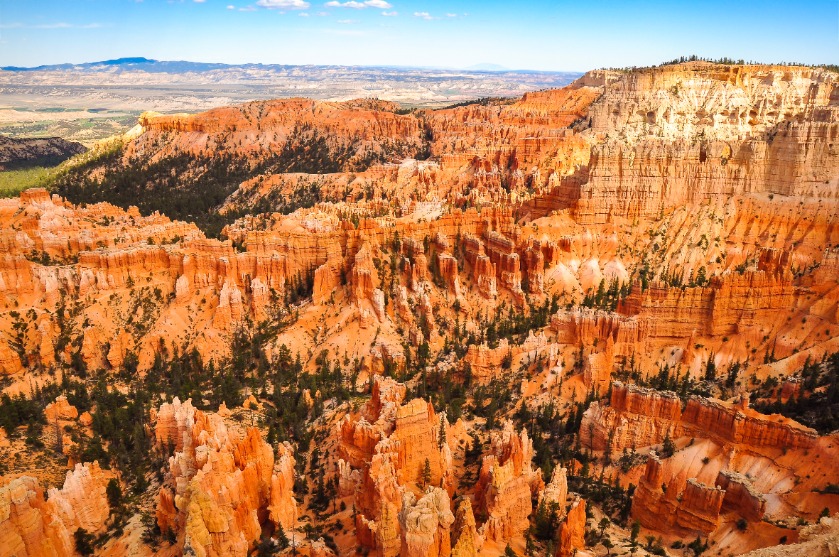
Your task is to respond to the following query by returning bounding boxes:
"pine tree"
[662,432,675,457]
[421,458,432,488]
[438,415,447,451]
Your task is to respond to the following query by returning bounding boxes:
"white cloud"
[325,1,364,7]
[255,0,310,9]
[194,0,206,3]
[227,4,235,8]
[413,11,435,20]
[325,0,391,8]
[446,13,457,17]
[299,11,310,16]
[381,10,397,16]
[337,18,358,24]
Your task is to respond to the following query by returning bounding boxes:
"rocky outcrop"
[631,454,724,535]
[681,395,817,449]
[580,382,682,451]
[337,377,453,557]
[475,422,543,542]
[313,261,341,305]
[450,498,481,557]
[715,470,766,521]
[740,514,839,557]
[0,462,111,557]
[540,466,568,511]
[464,332,555,383]
[398,488,455,557]
[154,398,297,557]
[44,396,79,422]
[556,497,586,557]
[581,382,817,451]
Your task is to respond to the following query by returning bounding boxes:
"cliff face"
[154,398,297,557]
[715,470,766,521]
[631,455,725,535]
[576,64,839,223]
[0,462,111,557]
[136,98,424,166]
[584,381,831,541]
[739,514,839,557]
[581,381,817,452]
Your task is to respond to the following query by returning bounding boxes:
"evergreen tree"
[74,528,95,556]
[421,458,432,488]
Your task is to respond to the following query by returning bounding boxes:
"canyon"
[0,60,837,556]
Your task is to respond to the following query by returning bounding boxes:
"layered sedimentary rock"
[581,382,683,450]
[137,98,425,165]
[154,398,297,557]
[575,64,839,224]
[715,470,766,521]
[0,462,111,557]
[631,454,724,535]
[337,377,453,557]
[3,60,839,557]
[475,422,543,542]
[464,332,556,383]
[581,382,817,451]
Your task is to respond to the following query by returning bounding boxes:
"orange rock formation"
[0,462,111,557]
[154,398,297,557]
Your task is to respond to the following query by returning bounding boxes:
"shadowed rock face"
[0,135,86,170]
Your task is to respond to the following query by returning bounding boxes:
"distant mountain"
[1,57,572,76]
[2,57,236,73]
[0,135,87,171]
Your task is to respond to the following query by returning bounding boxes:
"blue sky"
[0,0,837,71]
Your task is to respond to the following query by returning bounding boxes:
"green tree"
[106,478,122,510]
[533,499,560,540]
[421,458,432,488]
[74,528,95,556]
[662,432,675,458]
[630,520,640,547]
[598,517,610,538]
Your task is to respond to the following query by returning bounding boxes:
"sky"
[0,0,837,71]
